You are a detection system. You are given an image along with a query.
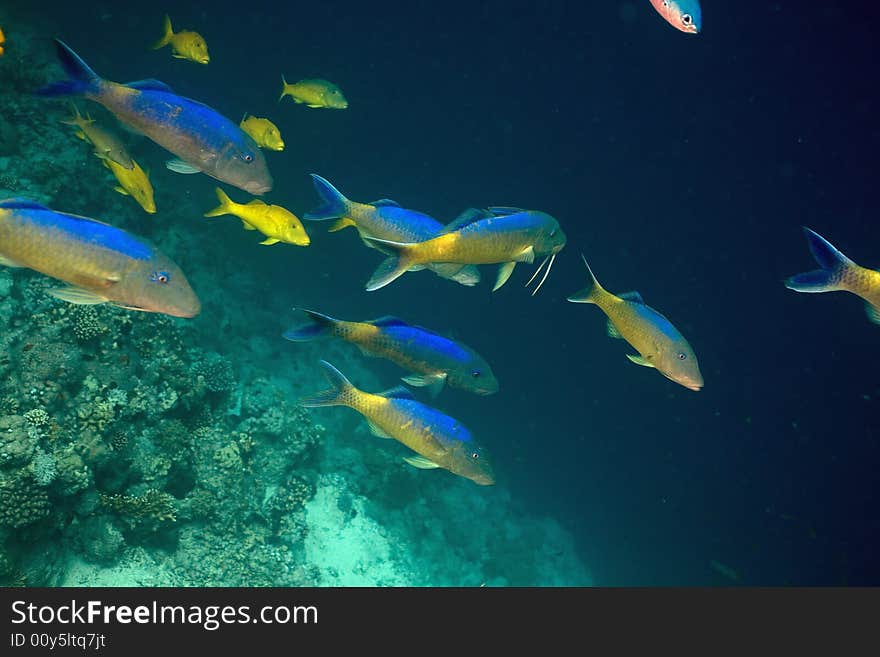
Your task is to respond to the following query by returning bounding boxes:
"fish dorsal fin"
[487,206,525,216]
[606,320,623,339]
[0,199,50,211]
[441,208,491,234]
[126,79,173,93]
[380,386,416,400]
[404,455,441,469]
[369,198,400,207]
[618,291,644,304]
[370,315,409,328]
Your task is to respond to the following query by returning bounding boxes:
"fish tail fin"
[279,75,288,101]
[203,187,235,218]
[566,254,607,304]
[151,14,174,50]
[299,360,358,408]
[785,227,855,293]
[363,238,418,291]
[304,174,350,221]
[35,40,102,98]
[283,309,340,342]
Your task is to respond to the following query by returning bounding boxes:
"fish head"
[124,255,201,318]
[448,359,499,396]
[185,32,210,64]
[264,126,285,151]
[281,217,311,246]
[532,212,567,256]
[650,0,701,34]
[324,86,349,109]
[216,139,273,195]
[449,442,496,486]
[131,167,156,214]
[656,339,704,391]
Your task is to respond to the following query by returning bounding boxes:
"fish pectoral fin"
[494,262,517,291]
[866,303,880,325]
[48,286,109,305]
[306,104,323,108]
[606,319,623,339]
[515,245,535,264]
[403,455,441,470]
[165,159,202,174]
[171,53,187,59]
[401,373,447,396]
[366,420,393,439]
[0,255,23,268]
[259,237,280,245]
[114,186,130,196]
[626,354,655,368]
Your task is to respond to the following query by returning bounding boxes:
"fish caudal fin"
[304,174,350,221]
[279,75,288,101]
[151,15,174,50]
[35,40,102,98]
[784,227,855,293]
[566,254,606,303]
[282,309,339,342]
[362,237,418,291]
[299,360,358,408]
[203,188,235,218]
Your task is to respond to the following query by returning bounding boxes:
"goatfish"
[304,174,480,286]
[567,255,703,391]
[0,199,199,317]
[103,158,156,214]
[784,227,880,324]
[363,207,566,293]
[37,40,272,196]
[283,309,499,396]
[151,14,209,64]
[648,0,701,34]
[300,361,495,485]
[204,188,309,246]
[239,114,284,151]
[279,76,348,109]
[61,103,133,170]
[0,25,5,56]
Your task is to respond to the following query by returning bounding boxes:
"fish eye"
[471,370,481,378]
[549,229,557,237]
[681,14,693,26]
[242,153,254,162]
[471,452,479,460]
[151,271,170,284]
[677,352,687,360]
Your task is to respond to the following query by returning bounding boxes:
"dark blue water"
[9,0,880,585]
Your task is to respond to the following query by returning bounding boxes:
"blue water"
[1,1,878,586]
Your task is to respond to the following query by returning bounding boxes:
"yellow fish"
[203,188,310,246]
[0,26,6,56]
[151,14,209,64]
[785,227,880,324]
[61,104,133,170]
[239,114,285,151]
[279,76,348,109]
[103,158,156,214]
[567,255,704,391]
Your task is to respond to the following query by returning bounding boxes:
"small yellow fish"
[279,76,348,109]
[785,227,880,324]
[103,158,156,214]
[0,26,6,56]
[61,104,134,170]
[203,188,309,246]
[239,114,284,151]
[151,15,209,64]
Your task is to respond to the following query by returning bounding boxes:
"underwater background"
[0,0,878,586]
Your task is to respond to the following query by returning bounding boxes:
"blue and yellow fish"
[363,207,566,293]
[567,255,703,391]
[283,309,499,396]
[648,0,701,34]
[304,174,479,286]
[785,227,880,324]
[300,361,495,485]
[37,40,272,195]
[0,199,199,317]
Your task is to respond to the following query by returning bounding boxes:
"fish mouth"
[198,57,210,64]
[245,181,272,195]
[683,381,703,392]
